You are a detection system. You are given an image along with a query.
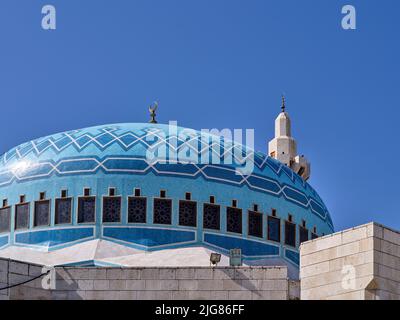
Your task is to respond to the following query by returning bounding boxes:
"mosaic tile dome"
[0,123,333,270]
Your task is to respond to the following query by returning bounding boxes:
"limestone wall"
[0,258,295,300]
[300,222,400,300]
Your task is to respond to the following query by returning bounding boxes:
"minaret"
[268,96,311,180]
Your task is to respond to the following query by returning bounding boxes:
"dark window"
[128,197,147,223]
[34,200,50,227]
[313,226,317,233]
[84,188,91,197]
[61,190,68,198]
[109,188,116,196]
[19,195,26,203]
[134,188,141,197]
[185,192,191,201]
[2,199,8,207]
[248,210,262,238]
[0,207,11,233]
[102,197,121,223]
[232,200,237,208]
[299,226,309,244]
[288,214,293,223]
[311,232,319,240]
[227,207,242,234]
[55,198,72,224]
[209,196,215,204]
[78,196,96,223]
[302,220,306,228]
[203,203,220,230]
[253,204,259,212]
[39,192,46,200]
[15,203,30,230]
[268,216,281,242]
[271,208,277,217]
[153,198,172,224]
[160,190,166,198]
[179,200,197,227]
[285,221,296,247]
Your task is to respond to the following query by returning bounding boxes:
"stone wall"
[0,258,296,300]
[300,222,400,300]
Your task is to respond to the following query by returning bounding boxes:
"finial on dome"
[149,101,158,124]
[281,95,286,113]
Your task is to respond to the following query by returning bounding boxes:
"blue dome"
[0,123,333,270]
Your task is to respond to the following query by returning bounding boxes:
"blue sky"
[0,0,399,231]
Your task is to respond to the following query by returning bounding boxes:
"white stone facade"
[300,222,400,300]
[0,260,297,300]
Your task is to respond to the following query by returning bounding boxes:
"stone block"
[63,268,89,280]
[145,280,161,290]
[125,269,141,279]
[188,290,213,300]
[0,271,7,283]
[301,233,342,255]
[176,268,195,279]
[252,290,287,300]
[194,268,213,279]
[222,279,243,291]
[300,261,329,279]
[234,268,253,279]
[77,280,94,290]
[301,247,338,267]
[259,279,287,291]
[212,268,235,280]
[159,268,176,279]
[383,228,400,245]
[337,241,360,258]
[109,279,126,290]
[88,269,107,280]
[93,280,109,290]
[8,273,29,286]
[125,280,145,290]
[68,290,86,300]
[55,279,78,290]
[342,226,368,245]
[141,268,159,280]
[137,290,172,300]
[172,291,190,300]
[251,268,267,280]
[28,265,43,277]
[240,279,260,291]
[197,279,224,291]
[118,291,138,300]
[264,267,288,279]
[326,290,363,300]
[50,291,69,300]
[178,280,198,290]
[0,259,8,272]
[9,261,29,275]
[228,291,252,300]
[159,280,179,291]
[106,268,123,280]
[210,290,228,300]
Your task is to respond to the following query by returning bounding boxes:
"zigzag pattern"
[0,124,332,228]
[1,125,310,186]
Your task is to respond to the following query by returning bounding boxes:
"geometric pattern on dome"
[0,155,331,226]
[1,125,312,186]
[0,124,333,229]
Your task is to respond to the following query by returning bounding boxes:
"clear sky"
[0,0,399,231]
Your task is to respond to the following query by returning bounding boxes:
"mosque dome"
[0,122,333,274]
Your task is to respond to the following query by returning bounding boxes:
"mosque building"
[0,97,333,281]
[2,98,397,300]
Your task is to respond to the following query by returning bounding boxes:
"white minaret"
[268,96,311,180]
